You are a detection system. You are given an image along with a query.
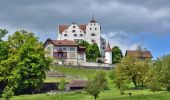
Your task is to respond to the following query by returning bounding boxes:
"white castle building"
[57,18,106,56]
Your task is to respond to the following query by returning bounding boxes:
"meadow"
[11,66,170,100]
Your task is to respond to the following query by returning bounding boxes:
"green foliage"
[0,29,8,40]
[76,40,90,48]
[85,80,101,100]
[112,46,123,64]
[58,79,66,90]
[114,57,150,89]
[86,43,100,62]
[0,30,52,96]
[2,86,14,100]
[109,70,115,81]
[146,55,170,91]
[86,71,108,100]
[93,70,108,90]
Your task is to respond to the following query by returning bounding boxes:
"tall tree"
[0,29,9,95]
[0,30,52,96]
[114,56,150,88]
[86,43,100,62]
[112,46,123,64]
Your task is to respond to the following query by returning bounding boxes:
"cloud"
[0,0,170,48]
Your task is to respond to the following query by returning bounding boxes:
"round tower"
[105,42,112,64]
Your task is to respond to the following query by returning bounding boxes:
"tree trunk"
[132,75,137,88]
[94,96,96,100]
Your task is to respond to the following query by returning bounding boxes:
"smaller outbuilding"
[67,80,87,91]
[125,50,153,60]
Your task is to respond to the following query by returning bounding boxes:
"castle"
[44,18,113,65]
[57,18,106,56]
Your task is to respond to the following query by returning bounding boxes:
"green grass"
[10,66,170,100]
[44,77,75,83]
[51,66,111,79]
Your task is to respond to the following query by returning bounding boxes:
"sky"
[0,0,170,59]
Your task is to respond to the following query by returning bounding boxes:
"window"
[72,30,76,33]
[64,34,67,37]
[65,31,67,33]
[103,47,105,49]
[47,47,51,50]
[63,47,67,51]
[80,34,83,37]
[58,48,62,51]
[69,53,75,58]
[95,28,97,30]
[73,26,76,28]
[90,28,92,30]
[53,52,67,58]
[70,47,75,51]
[74,34,77,37]
[91,33,95,36]
[92,39,95,42]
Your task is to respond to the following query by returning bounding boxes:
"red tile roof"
[105,42,112,52]
[125,50,153,58]
[58,24,86,33]
[44,39,78,46]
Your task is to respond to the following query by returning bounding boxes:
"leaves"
[112,46,123,64]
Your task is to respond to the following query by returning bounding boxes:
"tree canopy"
[0,30,52,97]
[146,55,170,91]
[112,46,123,64]
[86,43,100,62]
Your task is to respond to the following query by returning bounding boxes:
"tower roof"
[90,15,97,23]
[105,42,112,52]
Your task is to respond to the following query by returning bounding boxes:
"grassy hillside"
[50,66,111,79]
[10,66,170,100]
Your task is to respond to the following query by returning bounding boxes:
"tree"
[0,29,9,95]
[114,56,150,89]
[0,30,52,96]
[146,55,170,91]
[86,71,108,100]
[76,40,90,48]
[58,79,66,90]
[93,70,108,90]
[86,43,100,62]
[86,80,101,100]
[112,46,123,64]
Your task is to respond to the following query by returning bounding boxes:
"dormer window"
[74,34,77,37]
[72,30,76,33]
[73,26,76,28]
[64,34,67,37]
[80,34,83,37]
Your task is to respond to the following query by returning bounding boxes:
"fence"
[54,64,114,70]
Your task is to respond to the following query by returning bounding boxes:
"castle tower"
[105,42,112,64]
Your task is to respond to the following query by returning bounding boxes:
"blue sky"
[0,0,170,59]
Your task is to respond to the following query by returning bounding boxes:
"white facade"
[44,39,86,66]
[105,52,112,64]
[57,19,106,56]
[104,42,112,64]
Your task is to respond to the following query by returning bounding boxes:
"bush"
[2,86,14,100]
[58,79,66,90]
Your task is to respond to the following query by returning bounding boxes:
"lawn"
[50,66,111,79]
[10,66,170,100]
